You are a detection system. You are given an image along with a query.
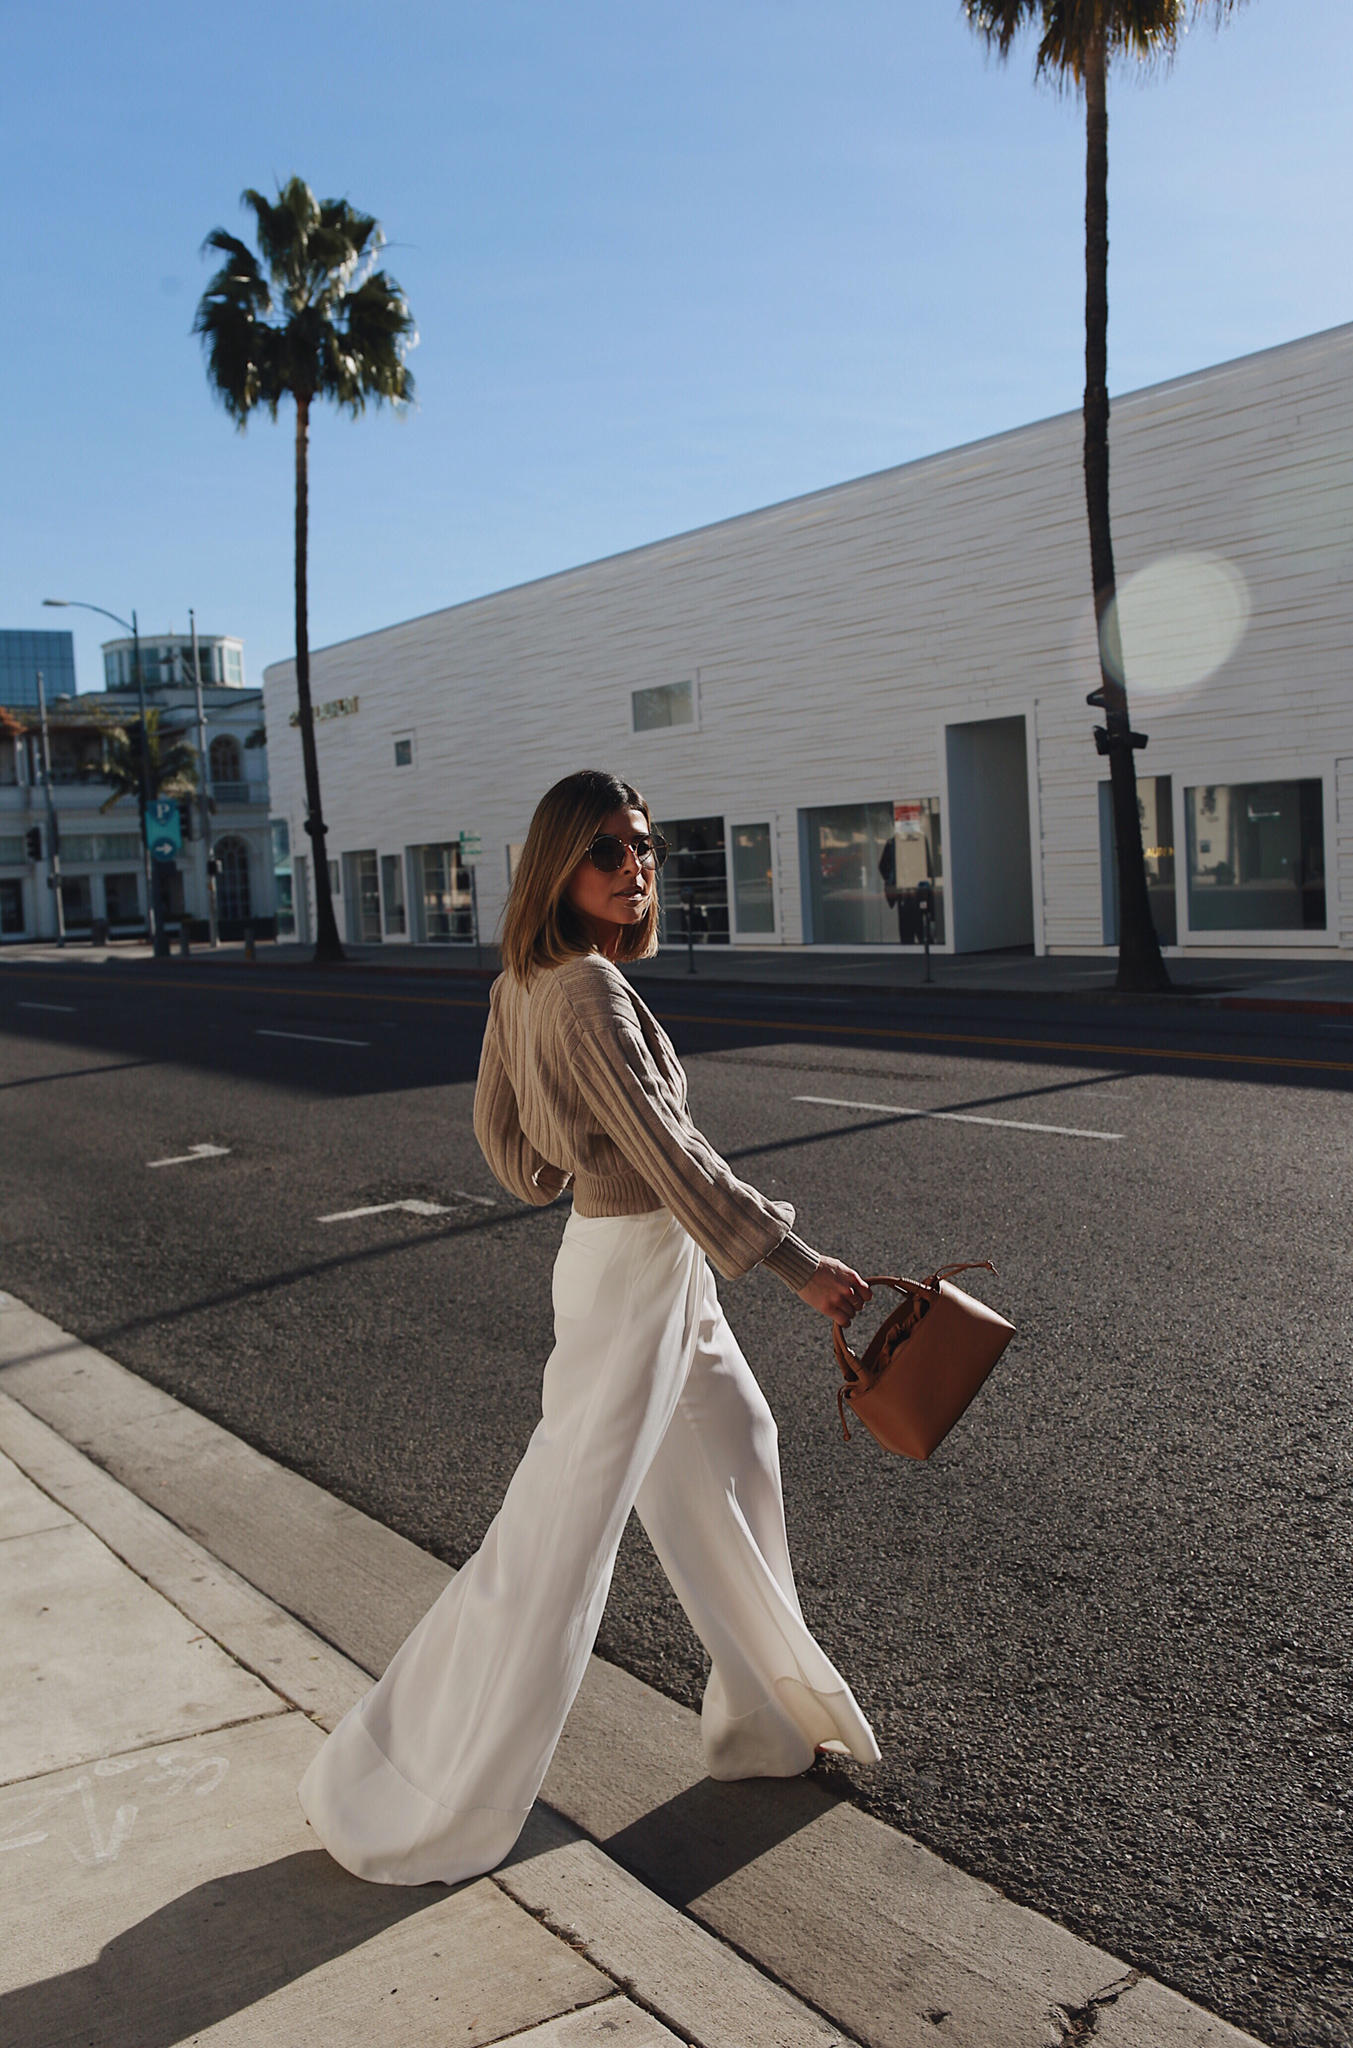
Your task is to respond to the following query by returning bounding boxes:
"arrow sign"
[146,799,181,864]
[318,1192,496,1223]
[147,1144,231,1168]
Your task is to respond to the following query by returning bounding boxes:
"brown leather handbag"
[833,1261,1014,1458]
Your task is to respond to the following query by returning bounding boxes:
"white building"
[0,632,277,943]
[262,324,1353,961]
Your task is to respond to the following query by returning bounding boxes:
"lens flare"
[1099,552,1250,699]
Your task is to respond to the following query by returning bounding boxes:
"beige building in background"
[262,323,1352,961]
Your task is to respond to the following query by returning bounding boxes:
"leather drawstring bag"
[833,1261,1014,1458]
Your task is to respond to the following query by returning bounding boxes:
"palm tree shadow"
[0,1849,447,2048]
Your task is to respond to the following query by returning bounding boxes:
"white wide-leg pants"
[298,1207,880,1886]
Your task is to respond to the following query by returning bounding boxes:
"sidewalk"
[1,1291,1269,2048]
[5,932,1352,1013]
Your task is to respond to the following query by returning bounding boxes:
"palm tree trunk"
[293,393,345,962]
[1083,34,1169,993]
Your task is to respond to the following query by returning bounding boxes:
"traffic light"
[25,826,41,861]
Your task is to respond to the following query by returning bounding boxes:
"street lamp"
[33,668,66,948]
[43,597,166,957]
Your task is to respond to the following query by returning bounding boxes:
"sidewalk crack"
[1054,1969,1142,2043]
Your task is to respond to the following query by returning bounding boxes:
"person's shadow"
[0,1850,448,2048]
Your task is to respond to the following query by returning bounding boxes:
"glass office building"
[0,629,77,710]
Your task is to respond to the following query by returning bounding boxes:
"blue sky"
[2,0,1348,692]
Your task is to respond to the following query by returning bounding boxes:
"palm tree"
[964,2,1239,992]
[194,177,416,962]
[99,709,199,812]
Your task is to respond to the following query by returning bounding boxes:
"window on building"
[216,837,252,924]
[1100,776,1176,946]
[416,842,473,942]
[393,736,413,767]
[224,646,244,685]
[271,819,294,938]
[804,800,944,945]
[0,836,25,865]
[0,738,17,786]
[632,679,695,734]
[655,816,728,943]
[103,872,141,925]
[209,735,244,794]
[346,850,382,943]
[380,853,406,936]
[1184,779,1325,932]
[60,875,93,928]
[59,833,141,865]
[731,822,775,935]
[1,879,24,935]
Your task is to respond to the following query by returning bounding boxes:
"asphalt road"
[3,955,1349,2048]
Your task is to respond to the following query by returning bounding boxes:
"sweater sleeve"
[556,965,817,1283]
[473,1008,573,1207]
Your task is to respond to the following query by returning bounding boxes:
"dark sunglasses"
[586,831,668,873]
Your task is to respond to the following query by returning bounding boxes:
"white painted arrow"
[147,1144,232,1169]
[318,1191,496,1224]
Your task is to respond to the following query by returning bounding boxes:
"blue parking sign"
[146,798,182,864]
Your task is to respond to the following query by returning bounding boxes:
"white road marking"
[17,1001,76,1013]
[256,1028,370,1047]
[318,1191,496,1224]
[147,1143,232,1168]
[793,1093,1123,1143]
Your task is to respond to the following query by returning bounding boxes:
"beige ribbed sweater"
[473,952,820,1290]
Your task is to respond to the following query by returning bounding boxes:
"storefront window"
[348,850,381,943]
[271,819,295,938]
[731,822,774,934]
[656,816,728,943]
[417,842,474,942]
[60,875,92,928]
[1185,780,1325,932]
[381,853,406,936]
[1100,776,1177,946]
[805,800,943,945]
[103,872,141,925]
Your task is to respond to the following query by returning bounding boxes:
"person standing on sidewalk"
[299,768,881,1886]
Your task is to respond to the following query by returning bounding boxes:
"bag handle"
[832,1261,999,1441]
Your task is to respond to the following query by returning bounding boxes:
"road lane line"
[256,1028,370,1048]
[147,1144,231,1168]
[17,1001,77,1013]
[794,1092,1124,1141]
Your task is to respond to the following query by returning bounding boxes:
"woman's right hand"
[797,1258,872,1327]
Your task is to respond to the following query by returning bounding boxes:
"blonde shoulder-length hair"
[499,769,661,981]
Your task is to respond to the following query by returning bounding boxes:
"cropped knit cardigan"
[473,952,820,1291]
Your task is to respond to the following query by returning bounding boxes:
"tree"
[964,1,1239,992]
[194,178,416,962]
[98,709,199,812]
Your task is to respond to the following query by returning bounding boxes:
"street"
[3,955,1349,2048]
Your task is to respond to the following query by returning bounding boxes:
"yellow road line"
[6,967,1347,1075]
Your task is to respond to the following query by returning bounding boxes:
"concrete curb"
[0,1369,848,2046]
[0,1291,1269,2048]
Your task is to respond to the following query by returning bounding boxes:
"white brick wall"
[265,322,1353,956]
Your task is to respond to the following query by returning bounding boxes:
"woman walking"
[299,769,880,1886]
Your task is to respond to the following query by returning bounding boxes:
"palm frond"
[965,1,1238,86]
